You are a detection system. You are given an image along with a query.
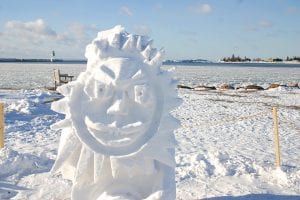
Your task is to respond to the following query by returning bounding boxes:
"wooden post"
[0,103,4,148]
[272,107,281,167]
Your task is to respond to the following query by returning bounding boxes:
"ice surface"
[169,64,300,88]
[0,63,85,89]
[0,63,299,90]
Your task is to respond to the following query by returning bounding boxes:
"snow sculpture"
[51,25,181,200]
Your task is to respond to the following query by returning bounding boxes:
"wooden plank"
[53,69,74,90]
[0,103,4,148]
[53,69,61,84]
[272,107,281,167]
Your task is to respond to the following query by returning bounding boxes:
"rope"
[187,110,271,128]
[278,111,300,132]
[182,106,299,130]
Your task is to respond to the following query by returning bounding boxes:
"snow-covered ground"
[0,63,300,199]
[175,88,300,199]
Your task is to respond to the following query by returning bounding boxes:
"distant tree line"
[222,54,251,62]
[286,56,300,61]
[222,55,300,62]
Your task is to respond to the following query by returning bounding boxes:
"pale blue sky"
[0,0,299,61]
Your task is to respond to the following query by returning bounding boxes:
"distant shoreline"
[0,58,87,63]
[217,61,300,65]
[1,58,300,66]
[164,60,300,65]
[163,61,300,67]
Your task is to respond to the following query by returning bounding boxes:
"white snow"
[174,88,300,199]
[0,84,299,199]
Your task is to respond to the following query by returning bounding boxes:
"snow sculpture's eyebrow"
[101,65,115,79]
[131,69,147,82]
[130,69,148,85]
[131,69,143,79]
[115,69,147,86]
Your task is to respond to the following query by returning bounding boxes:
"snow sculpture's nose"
[107,92,128,115]
[107,99,122,114]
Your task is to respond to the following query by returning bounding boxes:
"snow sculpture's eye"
[124,91,129,97]
[134,85,149,104]
[124,87,135,100]
[97,83,114,99]
[94,83,106,98]
[137,91,143,96]
[84,79,114,100]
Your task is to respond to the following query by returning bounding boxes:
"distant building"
[51,50,55,62]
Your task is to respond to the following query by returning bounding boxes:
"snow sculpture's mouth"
[85,116,147,147]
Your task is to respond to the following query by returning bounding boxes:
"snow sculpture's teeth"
[122,121,142,128]
[84,116,110,132]
[84,116,146,138]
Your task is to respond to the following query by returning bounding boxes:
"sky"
[0,0,299,61]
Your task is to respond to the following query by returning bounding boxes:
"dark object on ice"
[219,84,234,90]
[193,85,216,91]
[245,85,264,90]
[177,85,192,89]
[287,82,299,88]
[267,83,282,89]
[206,193,300,200]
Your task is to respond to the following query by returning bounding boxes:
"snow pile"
[0,148,48,178]
[0,90,64,199]
[7,99,30,114]
[0,148,51,199]
[51,25,181,199]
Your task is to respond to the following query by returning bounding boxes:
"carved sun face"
[69,59,163,156]
[84,78,156,147]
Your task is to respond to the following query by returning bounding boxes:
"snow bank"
[51,25,181,199]
[0,90,64,199]
[0,148,49,179]
[0,148,52,199]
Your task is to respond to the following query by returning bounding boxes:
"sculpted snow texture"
[51,25,181,200]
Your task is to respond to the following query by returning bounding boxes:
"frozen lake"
[0,62,299,89]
